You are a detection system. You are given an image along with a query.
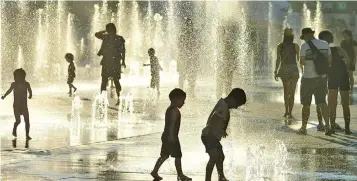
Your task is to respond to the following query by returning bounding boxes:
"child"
[201,88,246,181]
[144,48,163,96]
[1,68,33,140]
[65,53,77,97]
[151,88,192,181]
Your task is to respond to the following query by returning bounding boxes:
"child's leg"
[12,109,21,137]
[23,108,31,139]
[206,149,218,181]
[216,148,227,180]
[67,83,72,94]
[174,157,184,176]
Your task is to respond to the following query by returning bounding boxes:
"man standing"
[95,23,126,106]
[178,18,199,97]
[298,28,332,135]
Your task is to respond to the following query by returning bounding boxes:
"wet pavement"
[2,75,357,180]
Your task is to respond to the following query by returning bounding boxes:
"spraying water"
[116,0,125,35]
[35,9,45,80]
[131,1,142,60]
[92,91,109,128]
[0,0,2,88]
[70,96,82,146]
[66,13,74,54]
[268,2,275,75]
[314,1,323,34]
[302,3,313,28]
[273,140,288,181]
[17,46,24,69]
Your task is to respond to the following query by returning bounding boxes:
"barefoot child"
[1,68,33,140]
[201,88,246,181]
[65,53,77,97]
[144,48,163,96]
[151,88,192,181]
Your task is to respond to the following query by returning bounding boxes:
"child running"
[201,88,246,181]
[65,53,77,97]
[144,48,163,96]
[151,88,192,181]
[1,68,33,140]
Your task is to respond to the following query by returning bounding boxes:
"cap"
[300,28,315,39]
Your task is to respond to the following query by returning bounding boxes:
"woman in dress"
[274,28,300,119]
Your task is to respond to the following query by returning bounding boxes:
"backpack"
[306,40,329,75]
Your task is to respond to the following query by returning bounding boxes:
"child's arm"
[168,108,179,142]
[1,83,14,99]
[27,82,32,99]
[95,30,106,40]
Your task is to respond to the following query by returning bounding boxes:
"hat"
[284,28,294,36]
[300,28,315,39]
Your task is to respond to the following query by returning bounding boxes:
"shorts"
[160,140,182,158]
[14,106,28,116]
[201,134,222,153]
[328,71,350,91]
[300,77,327,105]
[278,64,299,81]
[67,76,75,84]
[150,74,160,88]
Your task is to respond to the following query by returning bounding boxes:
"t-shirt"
[161,106,181,141]
[149,56,160,76]
[201,98,230,141]
[341,40,357,62]
[300,39,331,78]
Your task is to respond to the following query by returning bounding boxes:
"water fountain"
[302,3,313,28]
[35,9,45,80]
[91,4,101,66]
[16,46,24,69]
[268,2,275,75]
[273,140,288,180]
[92,91,109,128]
[70,96,82,146]
[245,145,266,180]
[314,1,323,34]
[144,1,153,51]
[166,0,177,68]
[154,13,164,58]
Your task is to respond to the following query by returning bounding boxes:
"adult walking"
[274,28,300,119]
[95,23,126,106]
[319,31,352,134]
[298,28,332,135]
[340,30,357,95]
[177,18,199,97]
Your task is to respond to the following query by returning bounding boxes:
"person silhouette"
[1,68,32,140]
[95,23,126,106]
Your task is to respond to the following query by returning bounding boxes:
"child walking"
[65,53,77,97]
[1,68,33,140]
[151,88,192,181]
[144,48,163,96]
[201,88,246,181]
